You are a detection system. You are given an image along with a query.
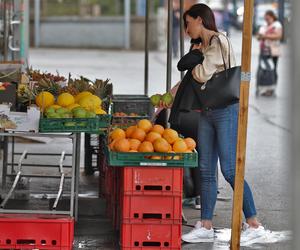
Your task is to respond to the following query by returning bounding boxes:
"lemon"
[35,91,55,110]
[49,104,62,110]
[94,107,107,115]
[78,95,102,111]
[74,91,93,103]
[90,95,102,107]
[67,103,80,111]
[57,93,75,107]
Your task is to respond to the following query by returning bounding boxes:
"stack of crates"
[119,166,183,250]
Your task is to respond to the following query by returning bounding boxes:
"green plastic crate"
[107,149,198,168]
[39,115,111,133]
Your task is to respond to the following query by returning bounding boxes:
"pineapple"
[92,78,113,112]
[67,75,93,93]
[17,83,35,106]
[59,86,79,96]
[92,78,112,99]
[35,78,62,96]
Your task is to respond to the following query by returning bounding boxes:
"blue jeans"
[197,103,257,220]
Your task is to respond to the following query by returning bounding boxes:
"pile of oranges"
[109,119,196,155]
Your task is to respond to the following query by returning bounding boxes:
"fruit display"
[28,68,66,83]
[18,68,114,133]
[38,91,107,119]
[18,67,112,113]
[150,92,174,107]
[109,119,196,155]
[113,112,139,117]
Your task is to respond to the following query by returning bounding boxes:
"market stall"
[0,0,256,248]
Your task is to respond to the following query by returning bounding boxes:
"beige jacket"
[192,33,236,83]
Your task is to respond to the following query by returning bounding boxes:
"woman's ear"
[196,16,203,26]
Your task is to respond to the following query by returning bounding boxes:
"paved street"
[11,28,293,249]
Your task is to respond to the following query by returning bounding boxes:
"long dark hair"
[183,3,218,32]
[265,10,278,21]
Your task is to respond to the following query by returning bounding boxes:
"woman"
[257,10,283,96]
[180,4,264,243]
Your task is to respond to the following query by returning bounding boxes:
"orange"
[164,151,175,160]
[151,124,164,135]
[145,132,161,143]
[126,125,137,138]
[109,140,117,151]
[153,138,170,153]
[184,137,196,150]
[137,119,153,133]
[151,156,162,160]
[173,140,188,153]
[162,128,179,144]
[129,139,141,151]
[138,141,154,152]
[114,138,130,152]
[131,128,146,142]
[110,128,126,141]
[129,150,138,152]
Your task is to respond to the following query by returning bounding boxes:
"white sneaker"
[182,222,214,243]
[240,222,266,245]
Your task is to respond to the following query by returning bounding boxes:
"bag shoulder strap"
[214,34,232,69]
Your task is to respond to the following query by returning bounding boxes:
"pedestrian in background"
[257,10,283,97]
[172,1,180,58]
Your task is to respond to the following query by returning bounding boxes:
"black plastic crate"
[112,95,154,117]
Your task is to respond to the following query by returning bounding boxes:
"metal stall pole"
[3,0,9,61]
[164,0,173,127]
[2,136,8,189]
[20,0,29,66]
[70,134,76,218]
[34,0,41,47]
[124,0,130,49]
[144,0,150,96]
[74,133,81,221]
[179,0,184,80]
[166,0,173,92]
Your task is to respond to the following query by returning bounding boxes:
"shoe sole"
[182,237,215,243]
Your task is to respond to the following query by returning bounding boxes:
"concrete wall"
[37,16,158,50]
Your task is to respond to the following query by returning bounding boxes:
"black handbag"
[191,35,241,109]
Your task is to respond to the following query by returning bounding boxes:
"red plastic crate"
[120,223,181,249]
[0,214,74,250]
[121,167,183,196]
[121,195,182,224]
